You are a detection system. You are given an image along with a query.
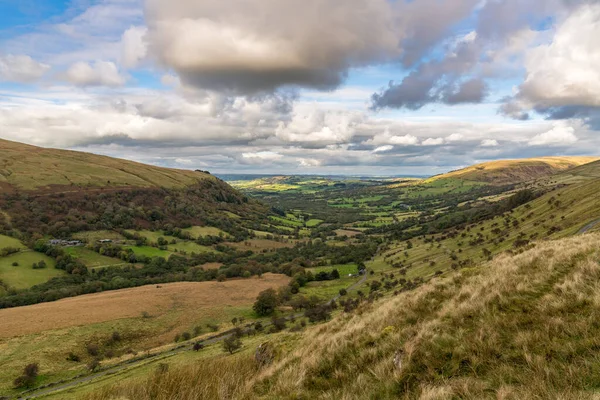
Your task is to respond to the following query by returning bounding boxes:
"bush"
[339,288,347,296]
[181,332,191,341]
[13,363,39,388]
[11,261,18,267]
[86,343,99,357]
[66,352,80,362]
[88,358,101,371]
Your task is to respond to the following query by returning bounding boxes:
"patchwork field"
[0,274,290,394]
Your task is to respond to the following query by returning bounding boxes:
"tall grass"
[85,355,256,400]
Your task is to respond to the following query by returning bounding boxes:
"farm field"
[63,247,124,269]
[0,234,27,249]
[0,252,62,289]
[122,245,172,258]
[182,226,227,238]
[0,274,290,394]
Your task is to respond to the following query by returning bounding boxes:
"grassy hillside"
[427,156,598,186]
[87,233,600,399]
[0,139,213,190]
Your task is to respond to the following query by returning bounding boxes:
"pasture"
[63,247,124,269]
[0,252,62,289]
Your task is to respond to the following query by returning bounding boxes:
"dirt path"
[578,218,600,234]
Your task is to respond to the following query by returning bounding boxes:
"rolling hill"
[0,138,212,191]
[0,138,267,241]
[427,156,599,186]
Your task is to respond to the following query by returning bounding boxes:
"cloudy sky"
[1,0,599,175]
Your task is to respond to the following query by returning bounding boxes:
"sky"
[0,0,599,176]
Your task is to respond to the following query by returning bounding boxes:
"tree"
[338,288,347,296]
[222,335,242,354]
[253,288,279,316]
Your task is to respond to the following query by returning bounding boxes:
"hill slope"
[0,139,212,190]
[428,156,598,186]
[88,233,600,400]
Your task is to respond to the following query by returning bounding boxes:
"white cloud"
[528,123,577,146]
[422,137,444,146]
[121,26,148,68]
[446,133,464,142]
[481,139,498,147]
[0,54,50,83]
[66,61,127,87]
[373,145,393,153]
[513,3,600,109]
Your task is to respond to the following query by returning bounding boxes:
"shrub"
[339,288,347,296]
[86,343,100,357]
[181,332,191,341]
[66,352,80,362]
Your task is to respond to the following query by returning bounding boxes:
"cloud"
[501,2,600,119]
[481,139,499,147]
[0,54,50,83]
[528,122,578,146]
[373,145,393,153]
[121,26,148,68]
[144,0,402,94]
[372,0,572,111]
[422,137,444,146]
[66,61,127,87]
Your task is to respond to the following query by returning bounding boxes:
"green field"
[309,263,358,277]
[305,219,323,227]
[0,234,27,250]
[0,252,62,289]
[63,247,125,269]
[122,246,172,259]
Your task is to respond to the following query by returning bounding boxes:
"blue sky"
[1,0,599,175]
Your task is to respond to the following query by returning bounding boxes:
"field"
[0,274,290,394]
[226,238,296,251]
[0,234,27,249]
[122,245,172,258]
[0,252,62,289]
[182,226,227,238]
[63,247,124,269]
[167,241,219,254]
[72,231,126,242]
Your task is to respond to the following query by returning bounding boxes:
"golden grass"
[428,156,599,185]
[0,138,213,190]
[0,274,289,339]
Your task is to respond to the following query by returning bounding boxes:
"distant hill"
[428,156,599,186]
[0,139,212,191]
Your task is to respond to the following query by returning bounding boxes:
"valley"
[1,140,600,399]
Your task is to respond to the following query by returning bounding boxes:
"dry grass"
[0,274,289,339]
[0,138,212,190]
[81,234,600,399]
[85,354,257,400]
[227,239,295,251]
[428,156,599,185]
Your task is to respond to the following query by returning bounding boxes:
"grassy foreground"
[87,233,600,399]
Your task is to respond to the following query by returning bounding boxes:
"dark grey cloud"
[144,0,402,94]
[372,0,576,111]
[371,39,481,110]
